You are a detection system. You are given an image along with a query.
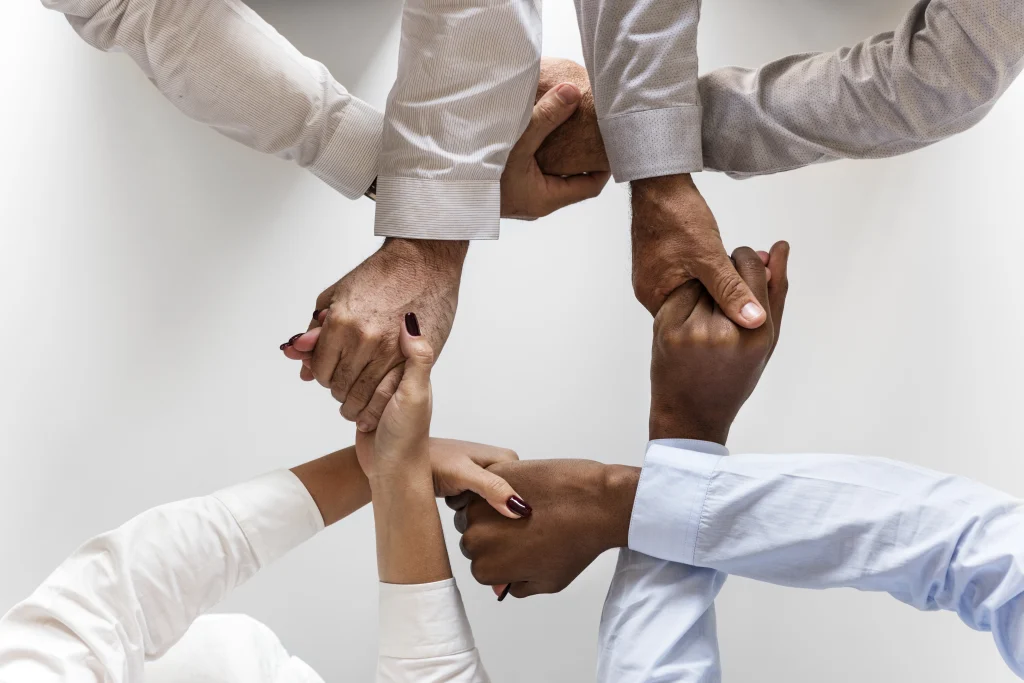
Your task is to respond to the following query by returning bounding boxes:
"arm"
[699,0,1024,177]
[0,466,327,682]
[357,315,489,682]
[374,0,541,240]
[42,0,381,199]
[630,444,1024,678]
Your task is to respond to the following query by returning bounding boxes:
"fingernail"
[312,309,321,320]
[288,333,303,344]
[405,312,421,337]
[554,83,580,105]
[279,343,290,351]
[507,495,532,518]
[497,584,512,602]
[741,302,764,323]
[357,421,372,432]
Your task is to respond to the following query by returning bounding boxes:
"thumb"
[514,84,581,155]
[690,250,767,329]
[457,464,531,520]
[397,312,435,391]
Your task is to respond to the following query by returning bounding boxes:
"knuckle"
[716,273,750,305]
[469,562,491,585]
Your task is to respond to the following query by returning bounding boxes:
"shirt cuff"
[374,178,500,240]
[213,470,325,568]
[628,442,724,565]
[599,105,704,183]
[309,97,384,200]
[378,579,475,659]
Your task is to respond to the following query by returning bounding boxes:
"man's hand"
[282,239,465,432]
[501,82,610,220]
[632,174,768,328]
[533,58,609,177]
[449,459,638,599]
[650,242,790,443]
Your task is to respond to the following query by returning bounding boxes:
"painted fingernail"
[507,496,532,518]
[312,309,321,320]
[279,343,289,351]
[740,302,764,323]
[554,83,580,105]
[497,584,512,602]
[288,333,303,344]
[405,312,421,337]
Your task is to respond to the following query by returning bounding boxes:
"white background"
[3,0,1024,681]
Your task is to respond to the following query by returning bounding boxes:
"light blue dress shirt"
[599,441,1024,681]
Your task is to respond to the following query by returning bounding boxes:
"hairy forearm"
[290,447,371,527]
[371,463,453,585]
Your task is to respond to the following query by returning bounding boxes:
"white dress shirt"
[577,0,1024,183]
[43,0,541,240]
[600,440,1024,681]
[0,470,487,682]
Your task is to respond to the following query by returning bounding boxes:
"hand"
[354,313,435,480]
[533,58,609,177]
[449,459,638,599]
[429,438,530,519]
[500,82,610,220]
[281,239,465,432]
[650,242,790,443]
[631,174,768,329]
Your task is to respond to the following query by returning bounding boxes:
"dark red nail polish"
[288,333,303,344]
[507,496,532,518]
[312,309,321,320]
[405,312,421,337]
[279,343,289,350]
[497,584,512,602]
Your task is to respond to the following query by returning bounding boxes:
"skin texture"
[283,67,613,432]
[533,57,609,177]
[450,243,791,597]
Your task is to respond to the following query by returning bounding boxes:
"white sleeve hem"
[374,178,500,240]
[309,97,384,200]
[600,105,704,182]
[378,579,476,659]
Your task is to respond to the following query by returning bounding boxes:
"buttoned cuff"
[599,105,704,183]
[628,443,724,565]
[374,178,500,240]
[309,97,384,200]
[213,470,325,568]
[378,579,475,659]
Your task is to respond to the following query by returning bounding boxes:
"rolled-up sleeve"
[374,0,542,240]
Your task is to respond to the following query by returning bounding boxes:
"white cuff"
[378,579,475,659]
[213,470,324,568]
[600,105,704,182]
[628,443,723,564]
[374,178,500,240]
[309,97,384,200]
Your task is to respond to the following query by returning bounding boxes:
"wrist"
[649,409,729,446]
[599,464,640,550]
[368,458,433,492]
[382,238,469,273]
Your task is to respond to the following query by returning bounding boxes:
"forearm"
[371,462,452,585]
[575,0,702,182]
[699,0,1024,177]
[375,0,541,240]
[46,0,381,198]
[290,446,370,527]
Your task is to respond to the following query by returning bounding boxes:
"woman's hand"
[355,315,532,519]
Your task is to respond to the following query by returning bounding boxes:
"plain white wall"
[2,0,1023,680]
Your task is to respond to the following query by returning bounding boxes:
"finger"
[291,327,320,354]
[457,465,530,519]
[354,365,403,432]
[765,241,791,357]
[282,344,308,361]
[310,312,348,388]
[397,312,435,391]
[509,581,542,599]
[454,506,469,534]
[446,492,473,511]
[514,84,582,156]
[299,364,314,382]
[540,171,611,214]
[730,246,771,325]
[332,339,379,409]
[689,248,767,329]
[494,584,511,599]
[654,280,705,330]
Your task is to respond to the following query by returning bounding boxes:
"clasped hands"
[282,58,768,435]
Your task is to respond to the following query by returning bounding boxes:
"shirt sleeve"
[42,0,383,199]
[376,579,489,683]
[698,0,1024,178]
[597,439,728,683]
[630,444,1024,678]
[574,0,703,182]
[373,0,542,240]
[0,470,324,683]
